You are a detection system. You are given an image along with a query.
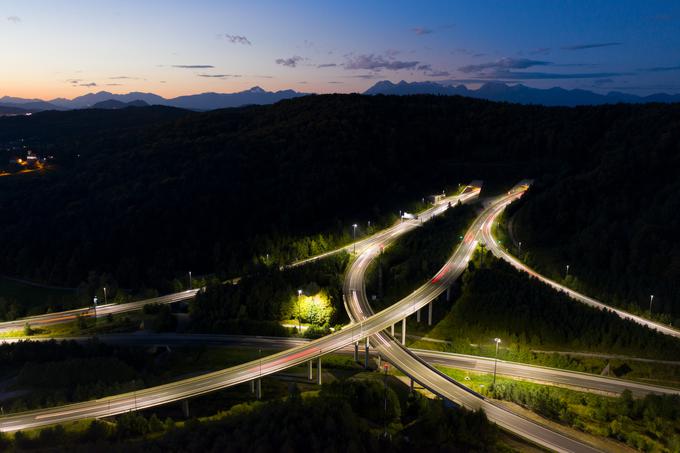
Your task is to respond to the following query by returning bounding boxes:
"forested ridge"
[506,102,680,320]
[1,95,679,318]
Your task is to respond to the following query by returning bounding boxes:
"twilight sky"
[3,0,680,99]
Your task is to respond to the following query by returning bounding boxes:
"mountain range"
[2,81,680,114]
[363,80,680,106]
[0,86,309,114]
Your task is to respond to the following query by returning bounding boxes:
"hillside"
[506,105,680,322]
[0,95,679,317]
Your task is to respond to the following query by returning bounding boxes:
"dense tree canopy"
[1,95,679,319]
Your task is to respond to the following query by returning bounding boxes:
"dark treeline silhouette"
[507,110,680,320]
[189,253,349,335]
[448,254,680,360]
[1,96,679,315]
[365,201,476,310]
[0,380,500,452]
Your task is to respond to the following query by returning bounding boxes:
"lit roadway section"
[0,188,479,433]
[0,290,200,333]
[480,195,680,339]
[0,186,476,334]
[344,188,600,453]
[7,333,674,398]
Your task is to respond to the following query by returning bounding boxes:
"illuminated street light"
[188,271,192,290]
[493,338,501,386]
[93,296,98,323]
[518,242,522,255]
[565,264,570,278]
[103,287,108,305]
[650,295,654,316]
[297,289,303,332]
[352,224,358,253]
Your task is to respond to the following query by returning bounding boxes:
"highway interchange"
[343,188,603,452]
[1,183,679,451]
[0,188,479,432]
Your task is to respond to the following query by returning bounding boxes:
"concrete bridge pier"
[181,399,190,418]
[428,301,433,326]
[256,379,262,399]
[354,341,359,362]
[365,337,370,369]
[401,318,407,345]
[416,308,421,323]
[308,360,313,380]
[317,357,322,385]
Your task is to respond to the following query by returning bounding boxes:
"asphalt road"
[343,187,601,453]
[9,332,673,398]
[0,185,477,334]
[0,189,479,432]
[480,197,680,339]
[0,290,199,333]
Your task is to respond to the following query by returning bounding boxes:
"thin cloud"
[475,70,627,80]
[172,65,215,69]
[328,81,343,84]
[79,82,97,87]
[345,54,419,71]
[643,64,680,72]
[530,48,551,56]
[222,34,252,45]
[412,27,433,35]
[7,16,21,23]
[109,76,139,80]
[561,42,621,50]
[428,70,450,77]
[460,57,550,73]
[345,74,379,79]
[198,74,241,78]
[317,63,337,68]
[106,83,123,86]
[275,56,303,67]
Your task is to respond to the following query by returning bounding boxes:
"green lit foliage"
[190,253,348,334]
[287,289,335,326]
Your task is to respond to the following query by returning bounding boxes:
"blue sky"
[2,0,680,99]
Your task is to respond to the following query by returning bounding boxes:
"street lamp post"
[352,224,358,253]
[493,338,501,387]
[650,295,654,316]
[103,287,108,305]
[297,289,303,332]
[188,271,192,290]
[93,296,98,323]
[518,242,522,256]
[383,363,389,438]
[565,264,570,278]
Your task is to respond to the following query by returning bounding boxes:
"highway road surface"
[0,290,199,334]
[480,195,680,339]
[7,332,674,398]
[0,189,479,433]
[0,185,480,335]
[344,187,601,453]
